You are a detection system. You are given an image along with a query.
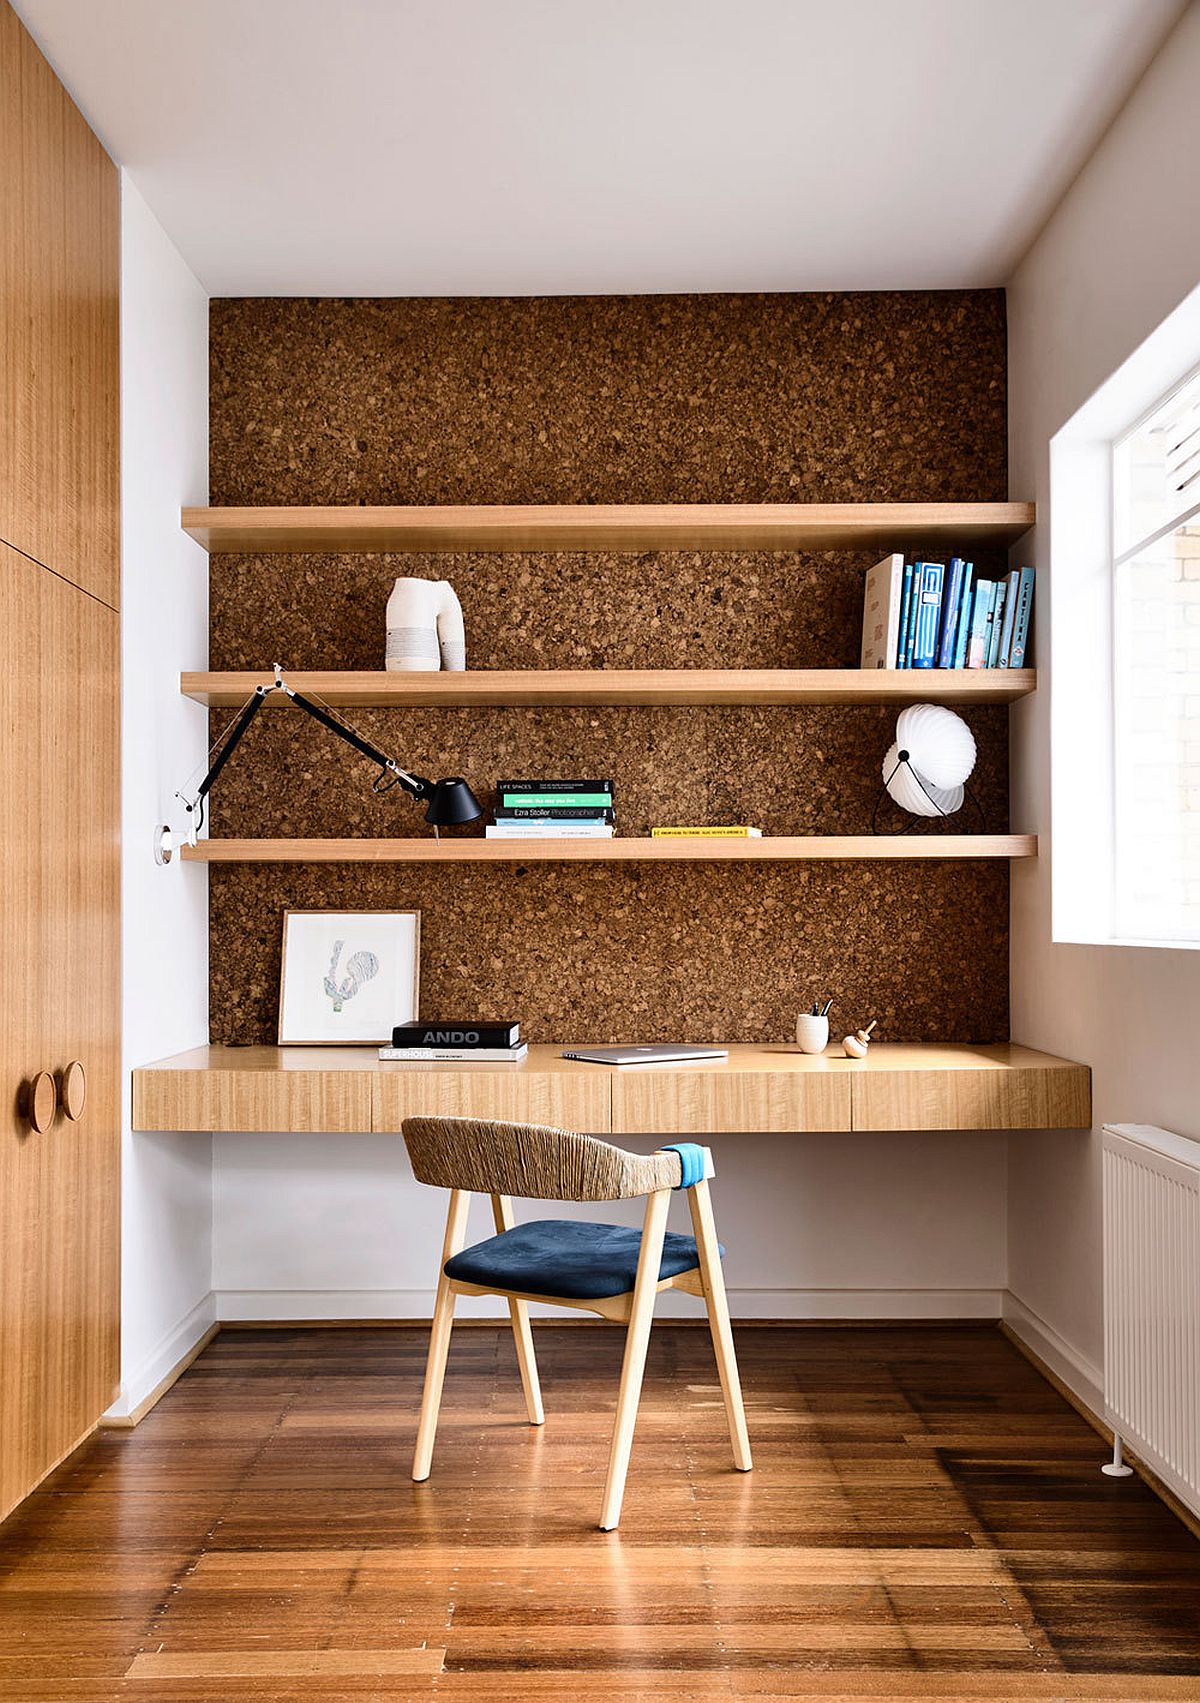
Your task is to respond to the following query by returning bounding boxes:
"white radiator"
[1102,1123,1200,1515]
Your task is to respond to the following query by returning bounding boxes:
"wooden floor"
[1,1324,1198,1701]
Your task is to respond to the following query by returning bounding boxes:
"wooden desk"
[132,1043,1091,1136]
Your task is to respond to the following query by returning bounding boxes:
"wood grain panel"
[0,543,120,1522]
[131,1044,1089,1137]
[851,1046,1092,1131]
[182,666,1039,708]
[181,501,1035,555]
[5,1322,1199,1696]
[372,1064,611,1134]
[611,1057,850,1134]
[183,835,1037,863]
[132,1058,372,1134]
[0,0,119,606]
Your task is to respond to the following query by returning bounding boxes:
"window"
[1112,366,1200,943]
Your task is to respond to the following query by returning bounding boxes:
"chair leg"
[599,1187,671,1531]
[688,1177,752,1472]
[412,1189,470,1482]
[492,1193,544,1425]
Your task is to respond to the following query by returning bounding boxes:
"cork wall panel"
[208,292,1010,1046]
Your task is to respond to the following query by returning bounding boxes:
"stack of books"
[486,778,615,839]
[379,1021,527,1062]
[861,553,1035,671]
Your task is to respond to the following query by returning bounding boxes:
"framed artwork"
[278,910,421,1045]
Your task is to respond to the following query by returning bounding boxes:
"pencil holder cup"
[795,1014,829,1054]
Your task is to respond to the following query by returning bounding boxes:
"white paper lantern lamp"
[881,703,977,819]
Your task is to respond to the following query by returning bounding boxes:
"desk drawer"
[851,1063,1092,1131]
[611,1069,850,1135]
[373,1070,611,1133]
[132,1068,372,1133]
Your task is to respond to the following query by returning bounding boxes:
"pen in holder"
[795,1012,830,1054]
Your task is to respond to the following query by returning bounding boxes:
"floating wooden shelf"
[182,834,1036,865]
[132,1042,1091,1136]
[181,667,1037,709]
[180,501,1036,555]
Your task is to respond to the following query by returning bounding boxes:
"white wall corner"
[119,168,214,1399]
[104,1291,216,1421]
[1002,1290,1104,1419]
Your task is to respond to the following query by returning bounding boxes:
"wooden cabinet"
[0,1,120,607]
[0,1,120,1522]
[0,543,120,1521]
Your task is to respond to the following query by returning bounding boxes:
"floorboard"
[0,1323,1197,1700]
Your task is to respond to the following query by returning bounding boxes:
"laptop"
[561,1044,728,1067]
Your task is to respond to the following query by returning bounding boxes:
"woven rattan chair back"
[402,1115,681,1202]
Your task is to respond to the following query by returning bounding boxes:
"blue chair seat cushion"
[444,1218,722,1301]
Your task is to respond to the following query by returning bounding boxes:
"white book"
[485,824,615,838]
[860,552,905,669]
[378,1044,529,1062]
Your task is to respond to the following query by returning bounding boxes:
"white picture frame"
[278,910,421,1045]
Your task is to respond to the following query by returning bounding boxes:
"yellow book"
[650,826,763,837]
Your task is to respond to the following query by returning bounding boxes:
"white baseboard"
[103,1292,217,1423]
[1001,1290,1104,1417]
[215,1286,1006,1324]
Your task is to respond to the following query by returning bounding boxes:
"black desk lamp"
[161,664,483,856]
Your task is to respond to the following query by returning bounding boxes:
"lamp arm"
[173,665,441,849]
[285,688,431,799]
[185,685,270,812]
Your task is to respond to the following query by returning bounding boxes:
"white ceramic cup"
[795,1013,830,1054]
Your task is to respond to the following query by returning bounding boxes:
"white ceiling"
[15,0,1187,296]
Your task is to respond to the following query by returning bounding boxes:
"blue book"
[985,579,1008,668]
[1007,566,1036,667]
[952,562,975,668]
[911,561,945,669]
[937,557,966,668]
[896,563,914,668]
[905,572,919,670]
[966,580,994,668]
[996,569,1020,668]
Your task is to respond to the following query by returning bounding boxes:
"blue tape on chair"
[662,1142,705,1189]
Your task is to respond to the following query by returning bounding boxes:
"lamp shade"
[883,704,976,818]
[423,776,484,826]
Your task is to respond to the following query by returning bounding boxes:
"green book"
[501,792,614,809]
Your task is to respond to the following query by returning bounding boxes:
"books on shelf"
[486,824,614,838]
[392,1021,521,1048]
[860,553,905,669]
[860,558,1034,670]
[1008,567,1035,666]
[379,1044,528,1062]
[494,806,614,821]
[381,1018,527,1062]
[910,561,945,669]
[491,777,617,838]
[651,826,762,837]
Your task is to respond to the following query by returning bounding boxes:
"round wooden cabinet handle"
[27,1071,57,1134]
[60,1060,87,1122]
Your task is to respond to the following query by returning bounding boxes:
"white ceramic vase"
[795,1013,830,1054]
[385,578,466,672]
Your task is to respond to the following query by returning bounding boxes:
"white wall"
[212,1128,1006,1322]
[113,174,213,1416]
[1006,2,1200,1404]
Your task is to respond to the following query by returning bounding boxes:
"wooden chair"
[402,1116,752,1530]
